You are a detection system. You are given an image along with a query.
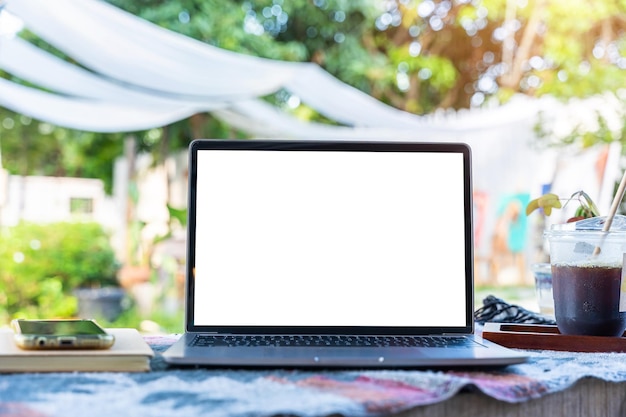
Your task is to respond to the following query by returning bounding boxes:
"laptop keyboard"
[190,334,480,348]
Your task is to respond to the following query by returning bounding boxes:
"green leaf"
[526,193,562,216]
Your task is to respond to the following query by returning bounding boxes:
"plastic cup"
[531,263,554,317]
[546,222,626,337]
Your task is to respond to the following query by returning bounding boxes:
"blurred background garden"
[2,0,626,333]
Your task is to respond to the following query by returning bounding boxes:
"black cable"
[474,295,556,325]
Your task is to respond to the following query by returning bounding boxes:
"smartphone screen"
[16,319,108,335]
[12,319,114,349]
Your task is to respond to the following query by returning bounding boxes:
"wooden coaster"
[482,322,626,352]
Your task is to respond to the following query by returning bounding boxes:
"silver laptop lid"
[186,139,474,335]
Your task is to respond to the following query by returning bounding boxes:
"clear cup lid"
[545,214,626,236]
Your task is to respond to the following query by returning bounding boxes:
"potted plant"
[117,203,187,317]
[55,222,126,323]
[526,190,600,221]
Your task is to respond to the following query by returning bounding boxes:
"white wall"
[0,175,116,227]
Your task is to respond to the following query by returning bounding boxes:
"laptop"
[163,139,527,368]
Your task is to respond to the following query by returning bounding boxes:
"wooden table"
[398,378,626,417]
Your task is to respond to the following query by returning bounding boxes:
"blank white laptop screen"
[193,148,468,328]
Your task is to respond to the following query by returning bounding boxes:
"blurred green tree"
[0,222,119,321]
[370,0,626,111]
[2,0,626,181]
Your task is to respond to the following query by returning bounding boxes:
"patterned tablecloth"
[2,333,626,417]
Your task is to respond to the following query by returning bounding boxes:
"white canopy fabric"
[1,0,429,131]
[3,0,295,101]
[0,37,216,108]
[0,77,199,132]
[0,0,545,136]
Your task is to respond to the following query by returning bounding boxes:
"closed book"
[0,328,154,372]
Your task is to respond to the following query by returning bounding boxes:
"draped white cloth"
[4,0,294,100]
[1,0,429,133]
[0,0,542,136]
[0,77,200,132]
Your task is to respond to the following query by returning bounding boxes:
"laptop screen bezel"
[185,139,474,335]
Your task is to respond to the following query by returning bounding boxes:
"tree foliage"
[370,0,626,111]
[105,0,626,112]
[0,222,119,321]
[0,112,125,193]
[2,0,626,183]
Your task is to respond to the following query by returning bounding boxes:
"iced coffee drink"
[546,216,626,337]
[552,264,625,336]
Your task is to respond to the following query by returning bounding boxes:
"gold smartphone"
[11,319,115,350]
